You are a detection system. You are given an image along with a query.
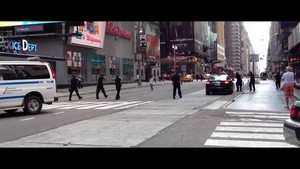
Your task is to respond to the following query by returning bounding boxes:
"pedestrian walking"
[249,71,255,92]
[69,75,82,101]
[275,71,281,90]
[171,72,182,99]
[149,75,155,91]
[196,74,199,81]
[96,74,108,99]
[235,72,242,92]
[281,66,296,109]
[115,75,122,100]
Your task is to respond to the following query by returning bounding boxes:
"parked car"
[283,101,300,147]
[260,72,268,80]
[0,58,58,114]
[180,74,193,82]
[206,74,234,95]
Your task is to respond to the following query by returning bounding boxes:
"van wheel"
[4,109,18,113]
[23,95,42,114]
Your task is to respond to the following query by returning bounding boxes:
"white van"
[0,59,58,114]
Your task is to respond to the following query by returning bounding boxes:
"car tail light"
[291,104,300,122]
[206,81,211,85]
[224,81,229,84]
[51,69,56,79]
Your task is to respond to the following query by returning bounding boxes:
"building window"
[122,58,134,81]
[67,51,84,75]
[91,54,106,75]
[109,56,116,75]
[109,56,120,75]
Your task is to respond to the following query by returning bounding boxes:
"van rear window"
[0,64,50,80]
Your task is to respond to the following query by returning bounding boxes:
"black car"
[205,74,234,95]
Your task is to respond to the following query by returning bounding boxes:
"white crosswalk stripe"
[204,111,297,147]
[42,101,152,110]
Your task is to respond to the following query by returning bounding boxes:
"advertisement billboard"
[168,22,194,54]
[69,21,106,49]
[145,22,160,61]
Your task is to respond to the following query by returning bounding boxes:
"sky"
[243,22,271,73]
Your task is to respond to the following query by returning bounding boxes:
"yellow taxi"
[180,74,193,82]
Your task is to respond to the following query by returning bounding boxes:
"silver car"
[283,101,300,147]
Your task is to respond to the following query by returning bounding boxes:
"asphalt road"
[0,80,221,143]
[0,79,294,147]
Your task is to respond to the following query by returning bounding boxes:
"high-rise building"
[225,22,242,72]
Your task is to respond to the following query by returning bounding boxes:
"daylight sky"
[243,22,271,72]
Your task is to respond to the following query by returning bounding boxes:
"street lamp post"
[172,44,177,73]
[134,21,145,86]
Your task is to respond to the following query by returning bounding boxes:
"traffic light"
[139,34,147,52]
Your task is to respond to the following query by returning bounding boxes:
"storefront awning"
[0,52,65,61]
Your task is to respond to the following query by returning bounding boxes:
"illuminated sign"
[0,37,37,52]
[106,21,132,39]
[0,21,62,27]
[69,21,106,49]
[15,25,44,33]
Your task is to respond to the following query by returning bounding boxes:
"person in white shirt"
[281,66,296,109]
[149,75,155,91]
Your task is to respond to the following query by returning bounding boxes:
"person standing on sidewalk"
[275,71,281,90]
[235,72,242,92]
[171,72,182,99]
[96,74,108,99]
[115,75,122,100]
[149,75,155,91]
[281,66,296,109]
[249,71,255,92]
[69,75,82,101]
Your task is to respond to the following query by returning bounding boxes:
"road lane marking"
[204,139,296,147]
[95,101,141,109]
[211,132,285,140]
[54,112,65,115]
[220,121,283,127]
[42,101,152,110]
[77,102,111,109]
[21,117,35,121]
[215,126,283,133]
[226,111,289,116]
[115,101,152,109]
[227,114,289,119]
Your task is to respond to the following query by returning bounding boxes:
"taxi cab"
[180,74,193,82]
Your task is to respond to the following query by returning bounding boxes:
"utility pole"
[137,21,146,86]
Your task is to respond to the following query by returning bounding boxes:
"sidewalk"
[56,80,173,98]
[226,79,298,112]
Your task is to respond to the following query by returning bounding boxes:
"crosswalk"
[204,111,297,147]
[42,101,152,110]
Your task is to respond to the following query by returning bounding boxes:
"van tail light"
[52,69,56,79]
[291,105,300,122]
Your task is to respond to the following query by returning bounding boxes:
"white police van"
[0,57,58,114]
